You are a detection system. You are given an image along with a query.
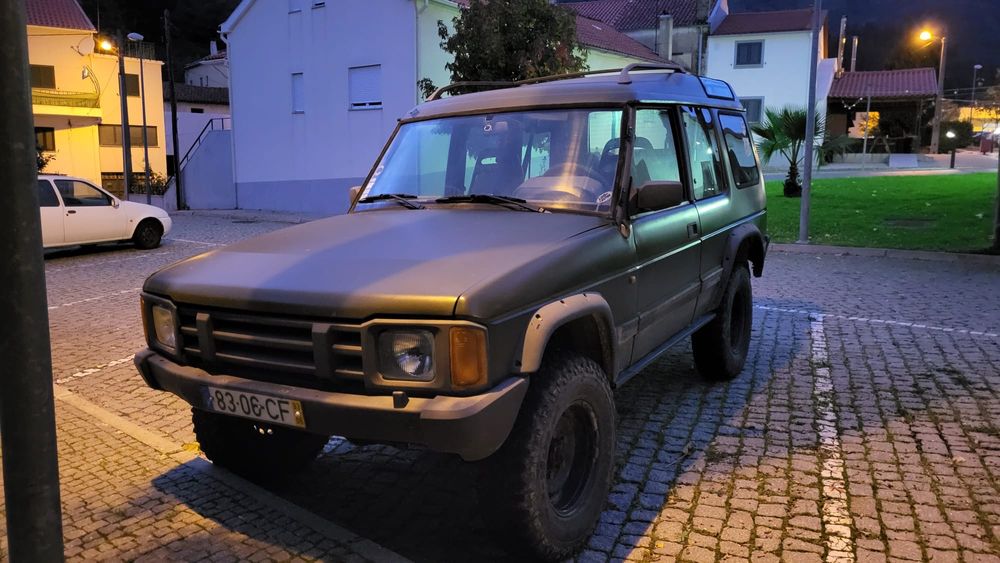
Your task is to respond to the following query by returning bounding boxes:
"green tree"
[421,0,586,99]
[752,106,829,198]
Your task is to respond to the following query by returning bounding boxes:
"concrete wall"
[227,0,417,213]
[185,61,229,88]
[627,26,703,72]
[182,130,236,209]
[165,109,230,158]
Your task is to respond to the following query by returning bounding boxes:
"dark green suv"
[135,64,767,560]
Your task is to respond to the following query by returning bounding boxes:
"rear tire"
[192,408,329,480]
[692,264,753,381]
[132,220,163,249]
[477,352,616,561]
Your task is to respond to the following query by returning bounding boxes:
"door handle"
[687,222,698,238]
[66,210,76,215]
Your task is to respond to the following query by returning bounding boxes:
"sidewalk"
[763,149,998,180]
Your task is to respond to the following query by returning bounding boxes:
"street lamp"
[100,35,134,199]
[946,130,957,168]
[918,28,947,154]
[971,64,983,123]
[127,32,153,204]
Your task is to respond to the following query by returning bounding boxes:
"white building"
[184,42,229,88]
[217,0,670,214]
[705,7,835,126]
[27,0,167,196]
[163,83,230,173]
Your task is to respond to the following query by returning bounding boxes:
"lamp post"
[971,64,983,123]
[103,33,134,199]
[797,0,822,244]
[946,130,957,168]
[919,29,947,154]
[127,32,153,204]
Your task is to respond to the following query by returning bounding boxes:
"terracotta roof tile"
[563,0,699,31]
[575,15,667,62]
[25,0,95,31]
[713,8,818,35]
[828,68,938,99]
[164,83,230,105]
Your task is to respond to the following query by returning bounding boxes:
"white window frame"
[291,72,305,114]
[348,65,383,111]
[740,97,764,124]
[733,40,764,68]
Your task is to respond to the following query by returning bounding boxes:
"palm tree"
[752,106,823,198]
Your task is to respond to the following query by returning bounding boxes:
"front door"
[630,107,702,360]
[38,179,64,247]
[55,179,125,244]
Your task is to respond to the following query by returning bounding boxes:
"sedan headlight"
[378,330,434,381]
[150,304,177,351]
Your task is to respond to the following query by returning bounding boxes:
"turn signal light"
[450,327,487,388]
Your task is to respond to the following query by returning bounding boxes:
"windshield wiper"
[357,193,425,209]
[434,194,545,213]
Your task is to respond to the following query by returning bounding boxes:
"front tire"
[692,264,753,381]
[192,408,329,480]
[478,352,616,561]
[132,219,163,249]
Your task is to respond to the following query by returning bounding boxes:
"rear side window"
[718,113,761,188]
[680,107,726,200]
[37,180,60,207]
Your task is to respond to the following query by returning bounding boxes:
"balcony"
[32,88,101,118]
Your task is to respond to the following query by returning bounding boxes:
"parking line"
[55,355,135,384]
[809,314,855,562]
[48,288,142,311]
[165,237,222,247]
[756,305,999,339]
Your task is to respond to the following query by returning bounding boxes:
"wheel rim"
[729,285,749,349]
[546,402,598,516]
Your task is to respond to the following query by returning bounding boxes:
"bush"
[128,171,171,196]
[938,121,973,153]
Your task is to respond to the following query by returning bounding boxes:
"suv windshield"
[357,108,624,214]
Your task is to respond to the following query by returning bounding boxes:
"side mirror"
[635,180,686,212]
[349,185,362,204]
[111,198,121,209]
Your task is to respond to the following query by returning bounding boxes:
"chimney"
[657,14,674,60]
[835,15,847,77]
[694,0,711,22]
[210,40,218,55]
[850,36,859,72]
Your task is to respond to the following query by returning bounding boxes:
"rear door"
[37,179,64,247]
[55,179,126,243]
[630,107,702,360]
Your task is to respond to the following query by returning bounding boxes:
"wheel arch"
[128,215,165,239]
[725,223,767,279]
[515,293,615,380]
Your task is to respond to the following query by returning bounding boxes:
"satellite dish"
[76,36,96,55]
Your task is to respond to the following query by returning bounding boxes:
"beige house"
[27,0,166,196]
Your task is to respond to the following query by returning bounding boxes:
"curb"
[771,243,1000,265]
[173,209,330,225]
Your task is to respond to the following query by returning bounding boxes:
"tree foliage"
[752,106,849,197]
[422,0,586,98]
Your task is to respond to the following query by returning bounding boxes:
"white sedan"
[37,174,172,250]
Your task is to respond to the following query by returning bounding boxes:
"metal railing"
[31,88,99,108]
[175,117,230,173]
[121,41,158,61]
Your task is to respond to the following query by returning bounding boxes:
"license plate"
[205,387,306,428]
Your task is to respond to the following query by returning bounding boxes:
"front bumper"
[134,349,527,461]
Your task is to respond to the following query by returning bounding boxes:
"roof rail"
[427,65,687,101]
[617,62,687,84]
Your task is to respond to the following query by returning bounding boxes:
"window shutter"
[349,65,382,110]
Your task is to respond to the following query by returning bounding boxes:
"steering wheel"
[542,162,604,183]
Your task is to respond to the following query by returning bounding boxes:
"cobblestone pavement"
[3,212,998,561]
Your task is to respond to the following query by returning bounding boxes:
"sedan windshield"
[357,109,625,214]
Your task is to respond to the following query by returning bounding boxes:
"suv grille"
[176,307,364,385]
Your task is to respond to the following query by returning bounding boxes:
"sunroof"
[699,77,735,100]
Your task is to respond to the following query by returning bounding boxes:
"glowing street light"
[918,30,933,42]
[99,39,113,51]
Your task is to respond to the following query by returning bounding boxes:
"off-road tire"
[132,219,163,249]
[478,352,616,561]
[192,408,329,480]
[692,263,752,381]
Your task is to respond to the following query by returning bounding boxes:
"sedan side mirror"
[634,180,686,212]
[349,185,362,204]
[111,198,121,209]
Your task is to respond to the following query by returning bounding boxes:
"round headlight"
[378,330,434,381]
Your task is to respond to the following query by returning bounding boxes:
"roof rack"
[427,64,688,101]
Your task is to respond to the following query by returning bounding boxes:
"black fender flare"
[715,223,767,305]
[515,293,614,374]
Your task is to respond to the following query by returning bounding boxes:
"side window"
[37,180,60,207]
[54,180,111,207]
[718,113,761,189]
[633,109,682,187]
[680,107,726,200]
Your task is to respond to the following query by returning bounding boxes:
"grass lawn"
[765,173,998,252]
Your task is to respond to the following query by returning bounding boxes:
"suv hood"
[145,209,606,319]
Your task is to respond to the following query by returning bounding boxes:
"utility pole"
[994,145,1000,253]
[165,9,183,209]
[117,30,134,199]
[797,0,822,244]
[0,1,65,560]
[929,36,947,154]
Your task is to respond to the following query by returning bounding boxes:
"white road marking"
[810,314,856,563]
[165,237,221,247]
[48,288,142,310]
[46,251,173,273]
[756,305,999,339]
[55,355,135,384]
